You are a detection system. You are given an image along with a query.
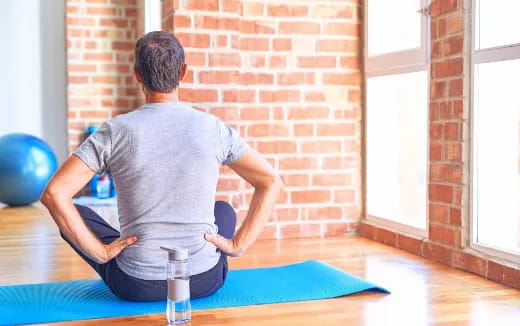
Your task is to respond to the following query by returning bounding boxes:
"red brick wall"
[66,0,143,152]
[360,0,520,290]
[66,0,363,238]
[162,0,363,239]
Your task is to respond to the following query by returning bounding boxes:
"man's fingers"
[106,236,138,260]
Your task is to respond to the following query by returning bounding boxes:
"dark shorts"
[61,201,236,302]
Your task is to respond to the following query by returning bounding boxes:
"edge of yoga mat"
[0,260,389,325]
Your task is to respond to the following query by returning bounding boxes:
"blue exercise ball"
[0,133,58,206]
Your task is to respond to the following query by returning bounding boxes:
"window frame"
[364,0,431,237]
[469,0,520,264]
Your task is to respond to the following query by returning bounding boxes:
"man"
[41,31,283,301]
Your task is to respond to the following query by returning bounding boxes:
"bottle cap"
[160,246,188,261]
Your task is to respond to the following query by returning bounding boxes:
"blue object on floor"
[0,260,389,325]
[72,196,117,206]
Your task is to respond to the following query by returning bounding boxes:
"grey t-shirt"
[73,102,248,280]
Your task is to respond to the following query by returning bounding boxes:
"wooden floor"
[0,205,519,326]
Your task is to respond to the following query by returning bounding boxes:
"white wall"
[0,0,67,162]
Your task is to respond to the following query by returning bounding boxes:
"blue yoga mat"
[0,260,388,325]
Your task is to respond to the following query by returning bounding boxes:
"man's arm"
[41,155,137,264]
[204,148,283,256]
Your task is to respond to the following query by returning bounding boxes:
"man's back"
[73,102,248,280]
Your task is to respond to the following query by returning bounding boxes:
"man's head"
[134,31,186,93]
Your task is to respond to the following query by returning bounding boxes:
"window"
[472,0,520,258]
[365,0,430,232]
[144,0,161,33]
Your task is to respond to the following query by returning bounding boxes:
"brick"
[452,251,487,276]
[293,124,314,136]
[448,78,463,97]
[179,88,218,102]
[446,15,464,34]
[257,141,297,153]
[429,203,450,224]
[112,41,134,51]
[267,5,308,17]
[268,56,286,69]
[301,207,342,220]
[277,72,315,85]
[258,225,277,240]
[242,2,264,16]
[311,5,353,19]
[397,234,423,255]
[430,0,459,17]
[248,124,289,137]
[323,72,361,85]
[211,107,238,121]
[443,36,463,56]
[312,173,351,186]
[281,174,309,187]
[359,223,376,239]
[323,157,358,170]
[273,38,292,51]
[422,242,452,265]
[222,0,240,13]
[325,22,360,36]
[291,190,330,204]
[240,37,269,51]
[430,163,463,183]
[92,75,120,83]
[302,141,342,154]
[280,22,320,34]
[280,223,322,238]
[297,56,336,68]
[66,17,96,26]
[317,39,358,52]
[209,53,240,67]
[67,64,97,72]
[84,52,113,61]
[375,228,398,246]
[429,223,460,247]
[239,73,274,85]
[324,222,353,237]
[174,15,191,28]
[273,208,299,222]
[99,18,128,28]
[239,107,270,120]
[432,59,463,78]
[317,123,356,136]
[86,7,116,15]
[279,157,318,170]
[333,189,355,202]
[304,92,325,102]
[429,184,454,203]
[186,0,219,11]
[69,76,89,83]
[240,20,275,34]
[175,33,210,48]
[288,106,329,119]
[340,56,360,69]
[259,90,300,103]
[79,110,110,119]
[222,90,255,103]
[450,207,462,226]
[199,71,239,84]
[488,261,520,289]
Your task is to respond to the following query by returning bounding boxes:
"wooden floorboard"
[0,205,519,325]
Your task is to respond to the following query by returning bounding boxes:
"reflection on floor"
[0,205,519,325]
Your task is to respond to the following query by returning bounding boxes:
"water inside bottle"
[167,298,191,324]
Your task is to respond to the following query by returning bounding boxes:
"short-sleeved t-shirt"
[73,102,249,280]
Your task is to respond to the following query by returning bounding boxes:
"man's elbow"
[266,174,284,192]
[40,184,60,207]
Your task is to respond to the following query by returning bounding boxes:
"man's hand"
[204,233,243,257]
[99,236,138,264]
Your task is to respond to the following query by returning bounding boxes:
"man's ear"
[179,64,188,81]
[134,67,143,83]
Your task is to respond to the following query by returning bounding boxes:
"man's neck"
[144,88,179,104]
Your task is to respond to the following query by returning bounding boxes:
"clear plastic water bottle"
[161,246,191,324]
[96,173,111,199]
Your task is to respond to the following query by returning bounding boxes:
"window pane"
[367,71,428,229]
[368,0,422,56]
[474,59,520,254]
[477,0,520,49]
